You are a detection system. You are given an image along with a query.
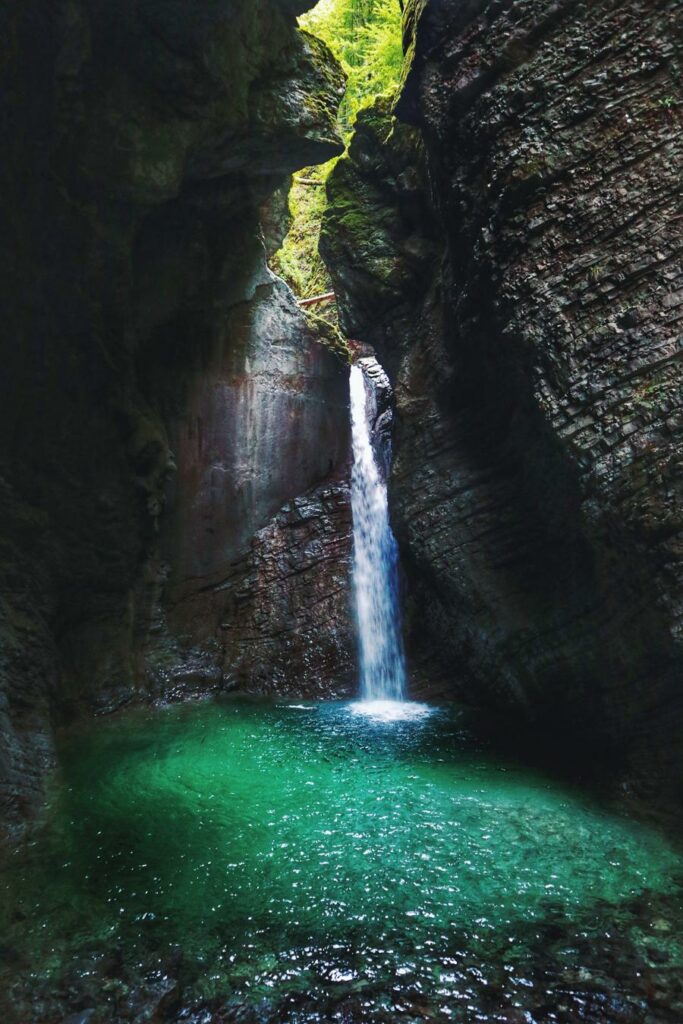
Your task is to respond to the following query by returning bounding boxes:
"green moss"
[296,31,348,136]
[270,161,337,298]
[324,150,404,285]
[303,306,352,362]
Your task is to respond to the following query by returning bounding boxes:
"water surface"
[2,699,682,1022]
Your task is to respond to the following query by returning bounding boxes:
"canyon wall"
[0,0,353,835]
[3,0,681,833]
[322,0,683,801]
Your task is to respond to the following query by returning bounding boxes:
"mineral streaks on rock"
[143,274,355,697]
[168,277,350,584]
[325,0,683,795]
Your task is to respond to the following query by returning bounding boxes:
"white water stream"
[349,363,408,711]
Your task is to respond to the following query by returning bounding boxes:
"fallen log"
[297,291,336,307]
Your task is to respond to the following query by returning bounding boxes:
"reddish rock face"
[156,481,355,698]
[145,276,355,699]
[169,279,350,587]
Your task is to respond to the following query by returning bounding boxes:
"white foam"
[349,700,432,723]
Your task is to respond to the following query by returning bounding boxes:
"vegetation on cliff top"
[301,0,403,136]
[270,0,403,303]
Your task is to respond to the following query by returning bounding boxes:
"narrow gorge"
[0,0,682,1021]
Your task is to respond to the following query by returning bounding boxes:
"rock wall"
[322,0,683,802]
[142,274,354,699]
[0,0,352,835]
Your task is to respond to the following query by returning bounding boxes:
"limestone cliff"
[322,0,683,802]
[0,0,351,835]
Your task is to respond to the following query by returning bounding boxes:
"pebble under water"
[2,699,683,1024]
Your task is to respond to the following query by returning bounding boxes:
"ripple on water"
[1,698,683,1022]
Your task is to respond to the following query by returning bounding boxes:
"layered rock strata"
[322,0,683,800]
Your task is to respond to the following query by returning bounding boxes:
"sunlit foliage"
[301,0,403,136]
[270,0,403,300]
[270,164,333,300]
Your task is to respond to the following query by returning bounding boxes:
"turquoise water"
[2,698,683,1022]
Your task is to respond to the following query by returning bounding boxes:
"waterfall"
[349,362,407,703]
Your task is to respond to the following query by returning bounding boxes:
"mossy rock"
[320,97,435,338]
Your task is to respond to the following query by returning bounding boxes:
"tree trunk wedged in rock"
[322,0,683,805]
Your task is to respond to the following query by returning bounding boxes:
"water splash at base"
[349,699,432,722]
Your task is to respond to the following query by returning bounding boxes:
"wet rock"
[142,976,181,1022]
[0,0,347,834]
[145,477,355,698]
[321,96,435,346]
[354,356,395,480]
[324,0,683,804]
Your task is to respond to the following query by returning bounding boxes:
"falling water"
[349,362,407,703]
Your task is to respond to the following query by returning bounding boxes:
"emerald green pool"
[2,699,683,1022]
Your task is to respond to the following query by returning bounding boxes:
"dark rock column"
[322,0,683,804]
[0,0,351,836]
